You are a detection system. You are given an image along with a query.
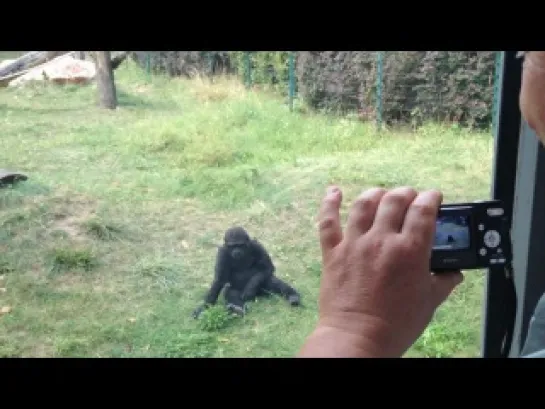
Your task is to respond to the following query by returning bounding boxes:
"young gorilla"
[193,226,301,318]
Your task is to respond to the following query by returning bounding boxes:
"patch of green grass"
[133,256,185,293]
[197,305,238,332]
[0,256,15,275]
[408,270,485,357]
[49,247,98,273]
[83,218,124,241]
[0,60,494,357]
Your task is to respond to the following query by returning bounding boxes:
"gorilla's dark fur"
[193,226,301,318]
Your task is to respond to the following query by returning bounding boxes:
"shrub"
[295,51,497,129]
[130,51,232,77]
[131,51,498,129]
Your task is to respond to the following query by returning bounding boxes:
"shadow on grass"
[116,88,176,111]
[0,180,51,211]
[0,180,50,195]
[2,105,84,115]
[2,86,174,113]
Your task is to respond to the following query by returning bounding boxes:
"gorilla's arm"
[241,239,275,301]
[206,246,231,304]
[193,246,230,318]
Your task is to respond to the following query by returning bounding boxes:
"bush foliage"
[130,51,498,129]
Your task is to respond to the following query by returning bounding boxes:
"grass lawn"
[0,61,494,357]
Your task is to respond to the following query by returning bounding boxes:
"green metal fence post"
[376,52,384,130]
[244,52,252,89]
[146,52,151,81]
[288,52,295,112]
[492,51,504,136]
[205,51,214,77]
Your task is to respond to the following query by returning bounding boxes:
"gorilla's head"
[224,226,250,260]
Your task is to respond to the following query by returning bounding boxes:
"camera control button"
[478,224,485,231]
[484,230,501,248]
[487,208,504,217]
[479,248,487,256]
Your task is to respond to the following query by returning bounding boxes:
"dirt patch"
[52,214,92,241]
[142,198,235,236]
[48,194,98,242]
[51,274,87,291]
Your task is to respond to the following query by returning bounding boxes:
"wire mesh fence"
[131,51,503,133]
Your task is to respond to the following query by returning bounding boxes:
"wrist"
[298,323,394,358]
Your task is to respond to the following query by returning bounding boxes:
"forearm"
[205,281,223,304]
[298,325,392,358]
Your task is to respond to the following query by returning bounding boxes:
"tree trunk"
[0,51,64,78]
[95,51,117,109]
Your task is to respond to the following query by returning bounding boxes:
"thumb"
[430,271,464,306]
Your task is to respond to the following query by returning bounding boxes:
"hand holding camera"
[301,186,512,357]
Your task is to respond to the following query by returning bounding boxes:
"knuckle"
[399,238,419,254]
[396,235,426,257]
[318,215,337,232]
[320,196,339,213]
[360,235,386,258]
[354,198,373,214]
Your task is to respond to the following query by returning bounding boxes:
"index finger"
[317,186,344,253]
[401,190,443,248]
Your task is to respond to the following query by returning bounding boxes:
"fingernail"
[327,186,339,196]
[363,187,387,195]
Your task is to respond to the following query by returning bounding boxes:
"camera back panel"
[431,200,512,272]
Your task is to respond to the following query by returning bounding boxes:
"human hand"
[300,186,463,357]
[520,52,545,142]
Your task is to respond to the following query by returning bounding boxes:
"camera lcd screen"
[433,214,470,250]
